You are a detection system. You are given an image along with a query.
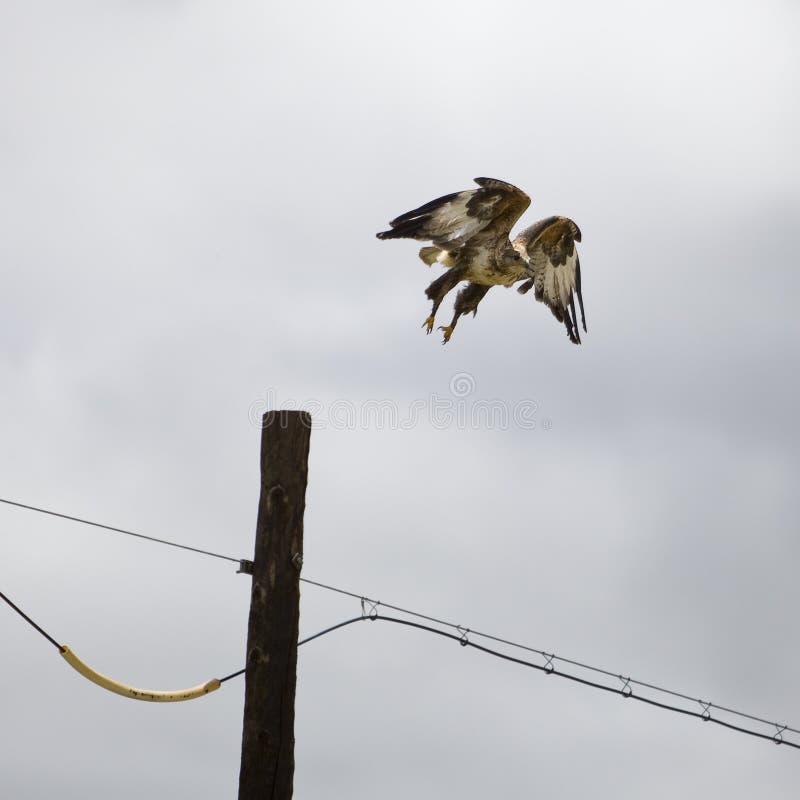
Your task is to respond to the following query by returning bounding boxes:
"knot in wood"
[251,582,267,605]
[248,646,271,666]
[268,560,277,589]
[265,484,287,514]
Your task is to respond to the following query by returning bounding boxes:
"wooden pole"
[238,410,311,800]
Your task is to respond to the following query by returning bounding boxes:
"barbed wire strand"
[0,497,240,564]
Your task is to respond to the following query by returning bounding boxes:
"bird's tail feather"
[517,279,534,295]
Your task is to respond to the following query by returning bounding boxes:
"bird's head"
[505,249,527,269]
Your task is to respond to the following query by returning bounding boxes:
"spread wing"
[376,177,530,251]
[513,216,586,345]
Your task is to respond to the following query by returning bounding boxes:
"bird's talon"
[438,325,454,344]
[422,316,435,334]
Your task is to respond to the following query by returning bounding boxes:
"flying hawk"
[376,177,586,344]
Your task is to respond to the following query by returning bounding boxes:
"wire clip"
[618,676,633,697]
[360,597,379,620]
[237,559,254,575]
[456,626,470,647]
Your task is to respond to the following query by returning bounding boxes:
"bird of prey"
[376,177,586,344]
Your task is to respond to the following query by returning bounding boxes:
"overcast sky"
[2,1,799,797]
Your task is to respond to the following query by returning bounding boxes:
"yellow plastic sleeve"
[59,645,221,702]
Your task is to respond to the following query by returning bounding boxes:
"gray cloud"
[1,1,799,798]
